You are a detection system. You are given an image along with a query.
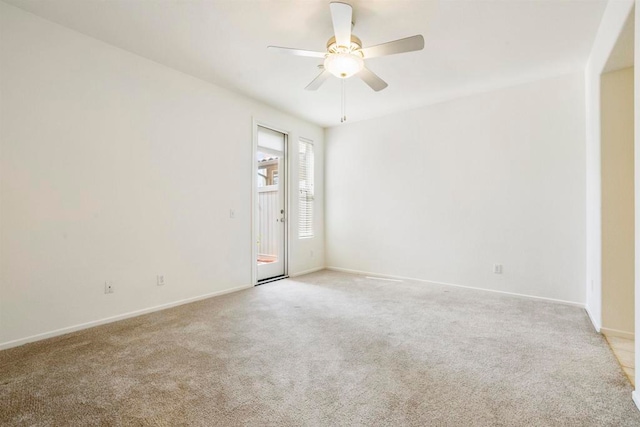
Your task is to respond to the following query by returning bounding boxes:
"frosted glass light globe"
[324,53,364,79]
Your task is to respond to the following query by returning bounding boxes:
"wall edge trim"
[601,327,635,340]
[289,267,325,277]
[632,391,640,412]
[326,266,585,308]
[585,303,602,332]
[0,283,253,351]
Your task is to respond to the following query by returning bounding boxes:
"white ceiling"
[5,0,608,127]
[604,8,635,73]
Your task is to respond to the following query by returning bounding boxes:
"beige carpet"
[1,270,639,426]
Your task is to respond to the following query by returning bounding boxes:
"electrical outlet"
[157,275,165,286]
[493,264,503,274]
[104,281,114,294]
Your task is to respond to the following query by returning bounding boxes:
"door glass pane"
[257,150,280,264]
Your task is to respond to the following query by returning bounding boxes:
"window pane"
[299,139,314,238]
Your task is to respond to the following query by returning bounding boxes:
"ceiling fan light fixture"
[324,53,364,79]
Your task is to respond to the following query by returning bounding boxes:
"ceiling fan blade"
[360,35,425,59]
[268,46,326,58]
[329,2,353,48]
[305,69,331,91]
[357,67,388,92]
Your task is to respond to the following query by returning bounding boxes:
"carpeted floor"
[1,270,639,426]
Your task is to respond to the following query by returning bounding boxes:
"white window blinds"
[298,139,314,238]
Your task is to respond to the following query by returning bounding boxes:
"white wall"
[326,73,586,304]
[601,67,635,337]
[0,3,324,348]
[585,0,635,332]
[634,0,640,410]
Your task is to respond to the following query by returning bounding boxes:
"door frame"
[251,118,291,286]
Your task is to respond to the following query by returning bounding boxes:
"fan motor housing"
[327,35,363,55]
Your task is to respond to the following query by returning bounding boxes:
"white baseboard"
[633,391,640,412]
[0,283,253,351]
[601,327,634,340]
[289,267,325,277]
[585,305,601,333]
[326,266,585,308]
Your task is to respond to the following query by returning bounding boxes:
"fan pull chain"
[340,79,347,123]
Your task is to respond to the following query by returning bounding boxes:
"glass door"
[256,126,286,282]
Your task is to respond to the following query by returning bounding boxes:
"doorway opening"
[600,9,635,385]
[255,125,288,284]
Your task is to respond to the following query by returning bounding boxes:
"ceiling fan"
[268,2,424,92]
